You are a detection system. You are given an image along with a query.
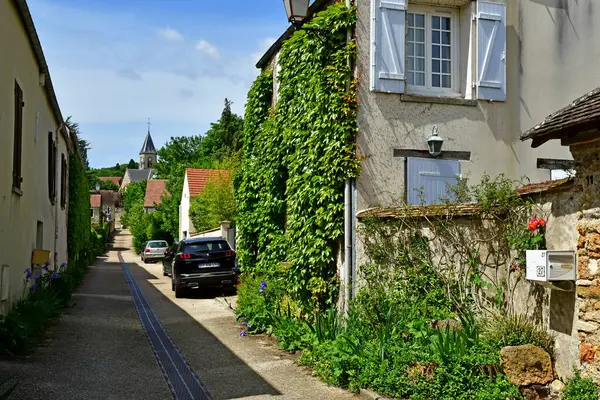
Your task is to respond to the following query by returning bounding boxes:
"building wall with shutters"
[356,0,579,212]
[0,1,70,314]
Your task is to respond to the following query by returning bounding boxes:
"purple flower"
[34,274,40,281]
[29,284,37,292]
[242,321,248,327]
[259,280,267,294]
[42,265,49,272]
[24,268,33,281]
[60,262,67,270]
[240,330,247,337]
[247,325,253,329]
[50,273,59,281]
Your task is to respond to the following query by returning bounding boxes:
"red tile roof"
[90,194,101,208]
[98,176,122,186]
[144,180,168,208]
[516,177,576,196]
[186,169,229,198]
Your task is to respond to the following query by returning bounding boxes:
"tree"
[66,116,90,170]
[127,159,137,169]
[189,171,235,232]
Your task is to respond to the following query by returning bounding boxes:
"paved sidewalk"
[0,248,171,399]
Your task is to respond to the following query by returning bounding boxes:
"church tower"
[139,121,157,170]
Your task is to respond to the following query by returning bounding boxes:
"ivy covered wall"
[234,4,359,308]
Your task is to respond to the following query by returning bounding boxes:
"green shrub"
[563,371,600,400]
[481,314,555,356]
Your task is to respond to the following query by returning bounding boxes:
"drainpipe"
[342,0,354,317]
[53,123,68,271]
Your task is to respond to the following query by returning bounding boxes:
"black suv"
[171,237,239,298]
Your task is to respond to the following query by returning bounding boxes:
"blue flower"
[242,321,247,327]
[240,330,247,337]
[29,284,37,292]
[42,265,49,272]
[24,268,33,281]
[34,274,40,281]
[60,262,67,270]
[50,273,59,281]
[247,325,253,329]
[259,280,267,294]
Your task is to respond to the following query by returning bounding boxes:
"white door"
[407,157,460,205]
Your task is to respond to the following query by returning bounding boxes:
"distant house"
[90,194,102,224]
[98,176,122,187]
[120,169,155,191]
[179,168,228,240]
[0,0,72,313]
[144,180,167,213]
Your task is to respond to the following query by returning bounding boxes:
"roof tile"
[144,180,168,208]
[186,168,229,198]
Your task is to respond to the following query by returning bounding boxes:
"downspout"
[342,0,354,317]
[53,122,69,271]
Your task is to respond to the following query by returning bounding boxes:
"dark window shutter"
[48,133,54,201]
[60,154,67,208]
[13,82,24,190]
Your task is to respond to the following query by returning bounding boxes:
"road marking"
[119,252,212,400]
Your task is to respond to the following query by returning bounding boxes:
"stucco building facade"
[0,0,71,314]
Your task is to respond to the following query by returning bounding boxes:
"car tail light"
[145,248,150,253]
[225,250,236,257]
[179,253,191,259]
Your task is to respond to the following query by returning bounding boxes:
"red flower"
[528,218,539,231]
[538,219,546,228]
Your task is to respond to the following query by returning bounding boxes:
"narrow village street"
[0,230,360,400]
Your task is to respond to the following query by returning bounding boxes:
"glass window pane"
[442,31,451,45]
[407,71,414,85]
[432,59,440,73]
[416,58,425,72]
[442,75,451,88]
[442,46,451,60]
[416,44,425,57]
[432,45,440,59]
[408,13,414,26]
[416,73,425,86]
[415,29,424,42]
[441,17,451,30]
[416,14,425,28]
[408,44,414,56]
[442,60,451,74]
[432,74,440,87]
[432,31,440,44]
[432,16,440,30]
[408,28,414,42]
[408,58,414,71]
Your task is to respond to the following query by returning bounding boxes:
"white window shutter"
[477,2,506,101]
[371,0,406,93]
[407,158,460,205]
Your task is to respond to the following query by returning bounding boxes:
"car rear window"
[184,241,230,252]
[148,241,168,248]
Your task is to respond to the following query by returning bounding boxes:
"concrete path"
[0,230,362,400]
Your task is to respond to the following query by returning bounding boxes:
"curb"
[360,388,392,400]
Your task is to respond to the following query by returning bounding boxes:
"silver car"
[141,240,169,263]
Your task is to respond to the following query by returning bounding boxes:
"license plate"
[199,263,220,268]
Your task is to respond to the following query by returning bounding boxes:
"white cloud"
[195,40,220,59]
[251,37,277,64]
[157,27,183,41]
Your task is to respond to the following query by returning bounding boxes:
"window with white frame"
[406,9,457,93]
[371,0,507,102]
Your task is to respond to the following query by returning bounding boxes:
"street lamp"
[283,0,310,25]
[427,126,444,157]
[95,181,101,192]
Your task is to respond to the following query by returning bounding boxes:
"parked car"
[171,237,239,298]
[141,240,169,263]
[162,241,179,277]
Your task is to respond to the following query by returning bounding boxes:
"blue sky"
[28,0,289,168]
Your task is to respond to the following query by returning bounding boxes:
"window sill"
[400,94,478,107]
[12,187,23,196]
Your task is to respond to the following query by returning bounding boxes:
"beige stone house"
[144,180,167,213]
[0,0,72,313]
[258,0,598,308]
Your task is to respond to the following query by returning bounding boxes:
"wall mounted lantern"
[427,126,444,157]
[283,0,310,25]
[95,181,101,192]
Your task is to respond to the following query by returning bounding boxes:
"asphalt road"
[0,230,362,400]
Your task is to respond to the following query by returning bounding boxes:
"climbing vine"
[235,3,359,309]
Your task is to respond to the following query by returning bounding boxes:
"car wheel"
[171,278,175,292]
[163,269,168,277]
[175,286,185,299]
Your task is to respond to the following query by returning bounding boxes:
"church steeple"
[139,119,157,170]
